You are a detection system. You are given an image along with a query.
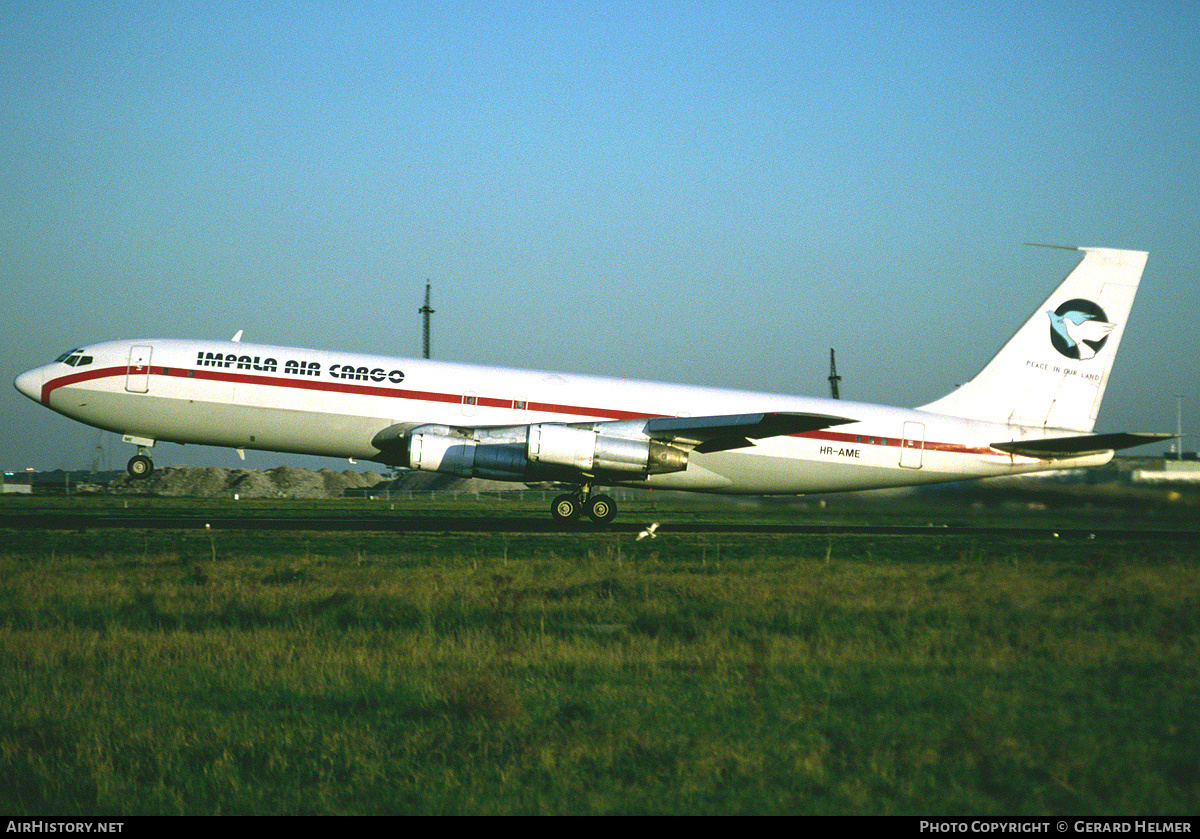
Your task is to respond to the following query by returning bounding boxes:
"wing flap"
[991,432,1174,458]
[645,411,856,453]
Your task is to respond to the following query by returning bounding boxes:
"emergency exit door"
[900,421,924,469]
[126,345,152,393]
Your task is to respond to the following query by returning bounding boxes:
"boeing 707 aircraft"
[14,246,1168,522]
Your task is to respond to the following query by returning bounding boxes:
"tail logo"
[1046,299,1116,360]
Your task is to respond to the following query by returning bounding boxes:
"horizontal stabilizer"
[991,432,1175,458]
[645,411,856,453]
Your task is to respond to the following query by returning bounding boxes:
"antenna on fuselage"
[419,281,434,359]
[828,348,841,399]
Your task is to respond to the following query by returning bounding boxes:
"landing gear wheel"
[127,454,154,479]
[551,493,582,522]
[586,494,617,524]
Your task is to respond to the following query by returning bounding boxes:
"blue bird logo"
[1046,299,1114,360]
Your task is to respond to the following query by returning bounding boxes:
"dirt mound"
[227,470,278,497]
[107,466,388,498]
[108,466,233,497]
[319,469,385,495]
[105,465,517,498]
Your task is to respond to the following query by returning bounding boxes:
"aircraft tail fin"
[918,246,1148,432]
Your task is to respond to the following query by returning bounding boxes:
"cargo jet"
[14,246,1169,523]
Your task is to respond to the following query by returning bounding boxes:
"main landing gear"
[127,448,154,479]
[551,485,617,524]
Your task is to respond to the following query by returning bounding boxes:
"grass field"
[1,493,1197,815]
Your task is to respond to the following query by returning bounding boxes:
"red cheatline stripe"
[41,365,1001,457]
[41,366,129,404]
[42,365,662,423]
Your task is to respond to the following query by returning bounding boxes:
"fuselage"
[13,337,1106,494]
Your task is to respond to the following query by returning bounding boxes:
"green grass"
[1,505,1197,814]
[4,476,1198,530]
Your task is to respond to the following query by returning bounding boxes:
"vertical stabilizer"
[918,247,1148,432]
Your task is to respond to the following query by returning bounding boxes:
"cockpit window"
[55,349,94,367]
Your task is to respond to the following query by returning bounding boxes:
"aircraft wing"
[991,432,1175,458]
[370,411,858,472]
[644,411,857,453]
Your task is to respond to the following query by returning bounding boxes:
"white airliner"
[14,246,1168,523]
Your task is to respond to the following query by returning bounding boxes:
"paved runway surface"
[1,512,1197,541]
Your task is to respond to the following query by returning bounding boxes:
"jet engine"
[404,422,688,481]
[526,423,687,474]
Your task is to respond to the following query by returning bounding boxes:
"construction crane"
[419,281,434,359]
[828,348,842,399]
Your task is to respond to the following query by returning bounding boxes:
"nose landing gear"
[127,448,154,479]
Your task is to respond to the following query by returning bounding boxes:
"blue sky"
[3,0,1197,472]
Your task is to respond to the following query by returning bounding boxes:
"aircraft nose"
[14,368,43,403]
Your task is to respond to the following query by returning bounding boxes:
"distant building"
[2,472,32,494]
[1132,459,1200,484]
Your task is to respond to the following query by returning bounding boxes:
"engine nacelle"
[406,422,688,481]
[527,423,687,475]
[407,426,528,480]
[407,426,474,476]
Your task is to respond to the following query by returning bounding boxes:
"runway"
[1,512,1197,541]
